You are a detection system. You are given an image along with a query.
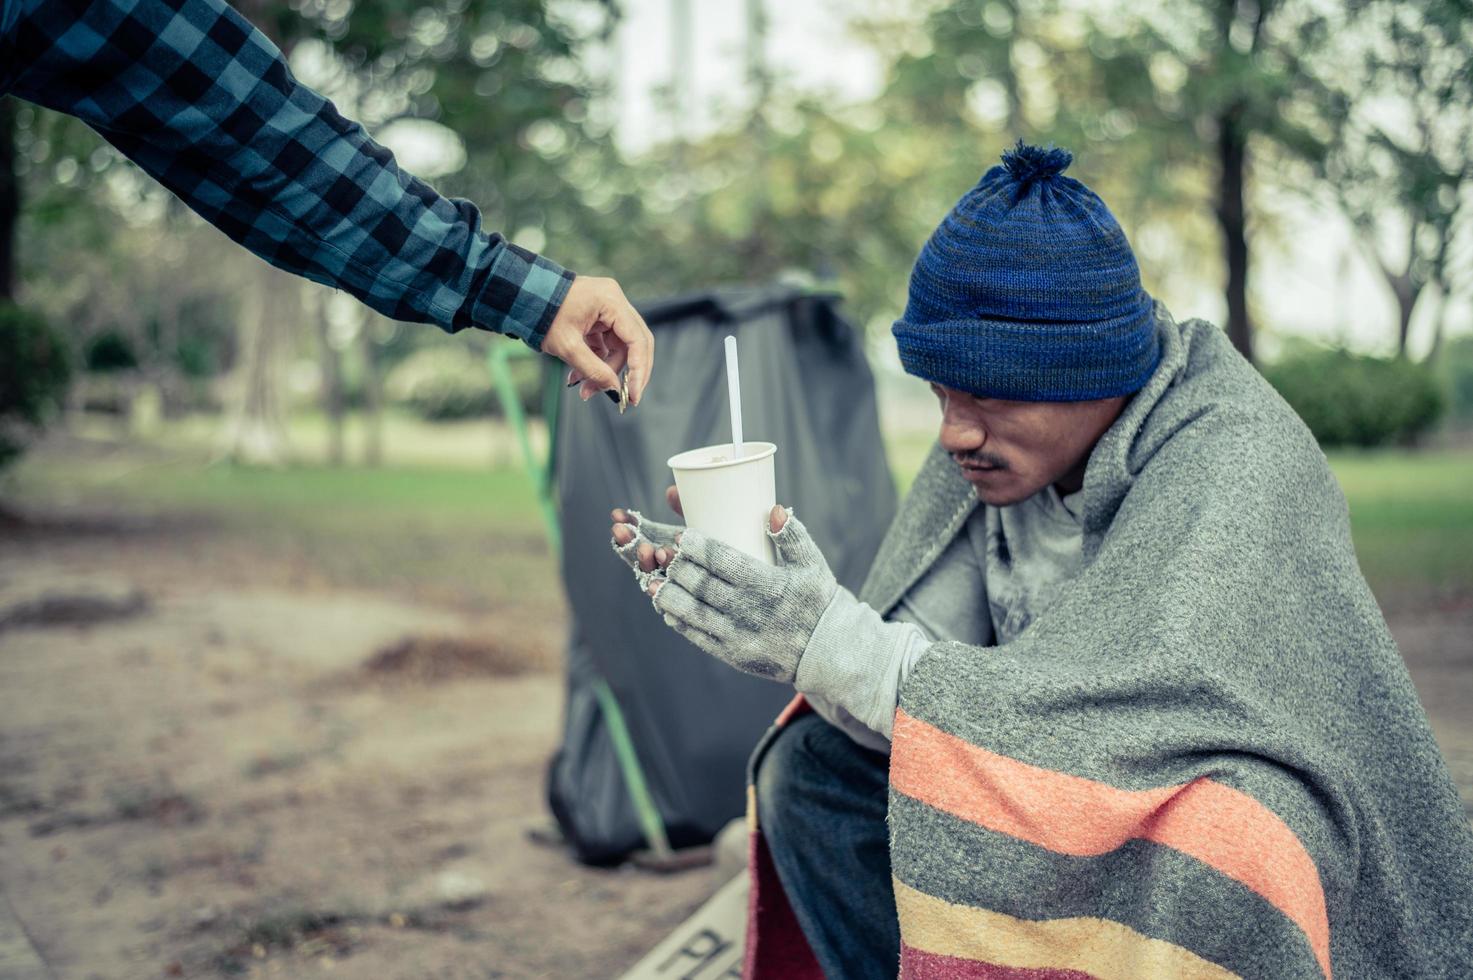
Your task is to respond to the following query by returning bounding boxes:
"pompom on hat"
[892,141,1160,402]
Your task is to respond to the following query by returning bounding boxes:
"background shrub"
[1264,348,1445,448]
[384,346,543,422]
[1437,336,1473,430]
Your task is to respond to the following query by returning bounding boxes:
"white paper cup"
[667,441,778,565]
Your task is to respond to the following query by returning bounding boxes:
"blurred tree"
[1,99,16,302]
[850,0,1362,364]
[262,0,620,257]
[1311,0,1472,360]
[9,0,623,459]
[359,313,386,466]
[0,304,71,470]
[12,0,1465,413]
[1034,0,1336,364]
[221,263,296,465]
[307,285,347,465]
[760,1,1222,336]
[215,0,620,461]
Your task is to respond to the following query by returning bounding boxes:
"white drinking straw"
[724,335,744,459]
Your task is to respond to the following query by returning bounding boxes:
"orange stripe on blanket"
[890,709,1331,979]
[894,878,1239,980]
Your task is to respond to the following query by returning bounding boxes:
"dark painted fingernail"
[604,389,620,404]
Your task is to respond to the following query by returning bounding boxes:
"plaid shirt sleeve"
[2,0,575,349]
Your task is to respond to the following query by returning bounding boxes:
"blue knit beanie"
[892,142,1159,402]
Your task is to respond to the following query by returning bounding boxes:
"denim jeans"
[754,711,899,978]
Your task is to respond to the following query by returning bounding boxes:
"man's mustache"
[952,451,1009,470]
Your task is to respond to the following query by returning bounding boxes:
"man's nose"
[938,407,985,454]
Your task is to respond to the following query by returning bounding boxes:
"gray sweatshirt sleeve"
[794,587,932,741]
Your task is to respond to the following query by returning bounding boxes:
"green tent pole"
[592,678,673,858]
[489,346,560,553]
[488,345,673,860]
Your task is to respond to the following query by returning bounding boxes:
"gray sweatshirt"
[800,484,1084,751]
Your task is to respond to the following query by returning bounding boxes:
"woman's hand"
[541,276,653,407]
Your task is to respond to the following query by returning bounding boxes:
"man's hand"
[541,276,653,407]
[615,489,920,738]
[609,487,686,578]
[610,497,683,590]
[611,491,839,682]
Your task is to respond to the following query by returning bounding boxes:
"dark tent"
[546,285,897,864]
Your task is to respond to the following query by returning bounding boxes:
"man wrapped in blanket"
[610,143,1473,979]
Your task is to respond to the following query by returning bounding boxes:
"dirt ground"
[0,506,725,980]
[1,494,1470,980]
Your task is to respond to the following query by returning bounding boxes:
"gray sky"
[606,0,884,154]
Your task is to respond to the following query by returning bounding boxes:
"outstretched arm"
[5,0,651,401]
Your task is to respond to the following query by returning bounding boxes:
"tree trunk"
[310,287,345,465]
[746,0,770,124]
[0,98,19,303]
[358,316,383,467]
[1426,303,1446,365]
[1371,257,1419,359]
[1421,217,1456,364]
[1424,273,1450,364]
[223,263,293,465]
[1393,279,1416,358]
[1215,106,1253,363]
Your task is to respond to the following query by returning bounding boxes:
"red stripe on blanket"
[902,944,1098,979]
[890,709,1331,979]
[744,827,823,979]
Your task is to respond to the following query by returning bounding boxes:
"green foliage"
[83,330,139,372]
[9,0,1468,377]
[172,319,233,378]
[269,0,619,273]
[595,0,1233,333]
[0,303,71,469]
[1264,349,1444,447]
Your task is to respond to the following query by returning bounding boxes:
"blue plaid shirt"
[1,0,574,348]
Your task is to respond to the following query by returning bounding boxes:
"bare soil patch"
[0,502,719,980]
[362,633,551,683]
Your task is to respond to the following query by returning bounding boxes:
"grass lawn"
[4,431,555,611]
[5,419,1469,612]
[11,451,542,528]
[1329,450,1473,607]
